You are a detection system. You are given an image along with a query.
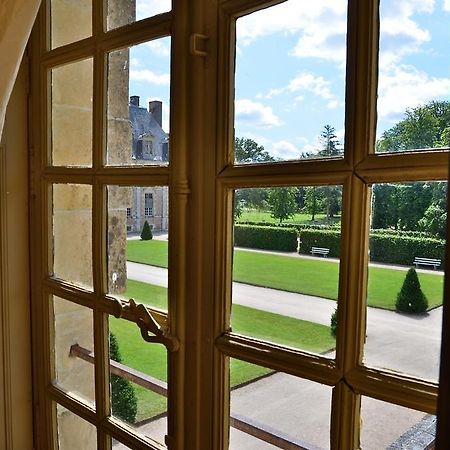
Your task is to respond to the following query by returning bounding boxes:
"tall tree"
[376,101,450,152]
[318,125,342,157]
[267,187,298,223]
[303,187,324,221]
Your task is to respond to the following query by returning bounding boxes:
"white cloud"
[235,99,282,128]
[146,40,170,57]
[378,64,450,120]
[130,57,142,69]
[136,0,171,20]
[327,100,339,109]
[444,0,450,11]
[130,69,170,86]
[288,73,334,100]
[271,140,299,159]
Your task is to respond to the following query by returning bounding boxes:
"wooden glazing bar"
[347,366,437,414]
[216,333,339,386]
[220,0,286,17]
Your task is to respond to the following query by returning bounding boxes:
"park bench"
[413,257,441,270]
[311,247,330,257]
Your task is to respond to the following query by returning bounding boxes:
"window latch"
[125,299,179,352]
[190,33,209,57]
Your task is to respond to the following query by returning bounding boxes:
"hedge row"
[234,225,298,252]
[234,224,446,266]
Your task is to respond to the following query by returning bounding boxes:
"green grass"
[113,280,335,421]
[239,209,341,226]
[127,240,444,310]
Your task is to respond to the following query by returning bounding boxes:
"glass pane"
[360,397,435,449]
[107,38,170,166]
[107,0,171,31]
[53,296,95,407]
[375,1,450,153]
[364,181,446,380]
[50,0,92,49]
[234,1,347,163]
[107,185,169,312]
[232,186,342,356]
[51,59,93,167]
[56,404,96,449]
[109,315,167,446]
[230,359,331,449]
[52,184,93,289]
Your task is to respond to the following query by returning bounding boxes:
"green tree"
[318,185,342,223]
[140,220,153,240]
[395,268,428,313]
[418,204,447,238]
[267,187,298,223]
[318,125,342,157]
[303,187,324,221]
[376,101,450,152]
[330,307,337,338]
[110,332,138,423]
[234,137,275,163]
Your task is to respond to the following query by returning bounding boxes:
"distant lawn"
[127,240,444,310]
[239,209,341,226]
[113,280,335,421]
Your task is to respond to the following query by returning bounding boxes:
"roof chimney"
[130,95,140,107]
[148,101,162,127]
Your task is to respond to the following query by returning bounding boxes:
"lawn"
[239,209,341,226]
[113,280,335,421]
[127,240,444,310]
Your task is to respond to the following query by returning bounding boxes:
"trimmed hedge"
[234,225,298,252]
[369,234,445,266]
[298,229,341,257]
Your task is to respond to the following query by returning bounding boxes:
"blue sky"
[128,0,450,160]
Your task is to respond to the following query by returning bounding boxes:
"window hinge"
[190,33,209,57]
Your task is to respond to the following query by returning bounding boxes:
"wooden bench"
[311,247,330,257]
[413,257,441,270]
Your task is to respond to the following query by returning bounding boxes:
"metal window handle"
[112,298,179,352]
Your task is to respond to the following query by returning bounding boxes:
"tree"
[330,307,337,338]
[140,220,153,240]
[376,101,450,152]
[234,137,274,163]
[110,332,138,423]
[303,187,324,221]
[267,187,298,223]
[395,268,428,313]
[318,125,342,157]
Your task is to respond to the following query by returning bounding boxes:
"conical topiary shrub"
[140,220,153,240]
[330,307,337,338]
[110,332,138,423]
[395,268,428,313]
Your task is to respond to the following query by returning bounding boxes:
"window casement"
[28,0,450,450]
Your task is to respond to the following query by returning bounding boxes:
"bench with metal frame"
[311,247,330,257]
[413,257,441,270]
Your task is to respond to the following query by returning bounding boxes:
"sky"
[128,0,450,161]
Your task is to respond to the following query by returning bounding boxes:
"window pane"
[53,296,95,407]
[50,0,92,49]
[106,38,170,166]
[363,182,446,380]
[229,359,332,449]
[52,184,93,289]
[232,186,342,356]
[234,1,347,163]
[109,315,167,446]
[375,1,450,153]
[51,59,93,167]
[107,185,169,312]
[106,0,171,31]
[360,397,435,449]
[56,404,96,449]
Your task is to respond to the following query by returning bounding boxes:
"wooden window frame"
[27,0,450,449]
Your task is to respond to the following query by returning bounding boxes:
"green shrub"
[140,220,153,240]
[369,234,445,266]
[395,268,429,313]
[298,229,341,257]
[110,332,138,423]
[234,225,298,252]
[330,307,337,338]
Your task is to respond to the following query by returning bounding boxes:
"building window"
[144,193,153,217]
[126,207,131,218]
